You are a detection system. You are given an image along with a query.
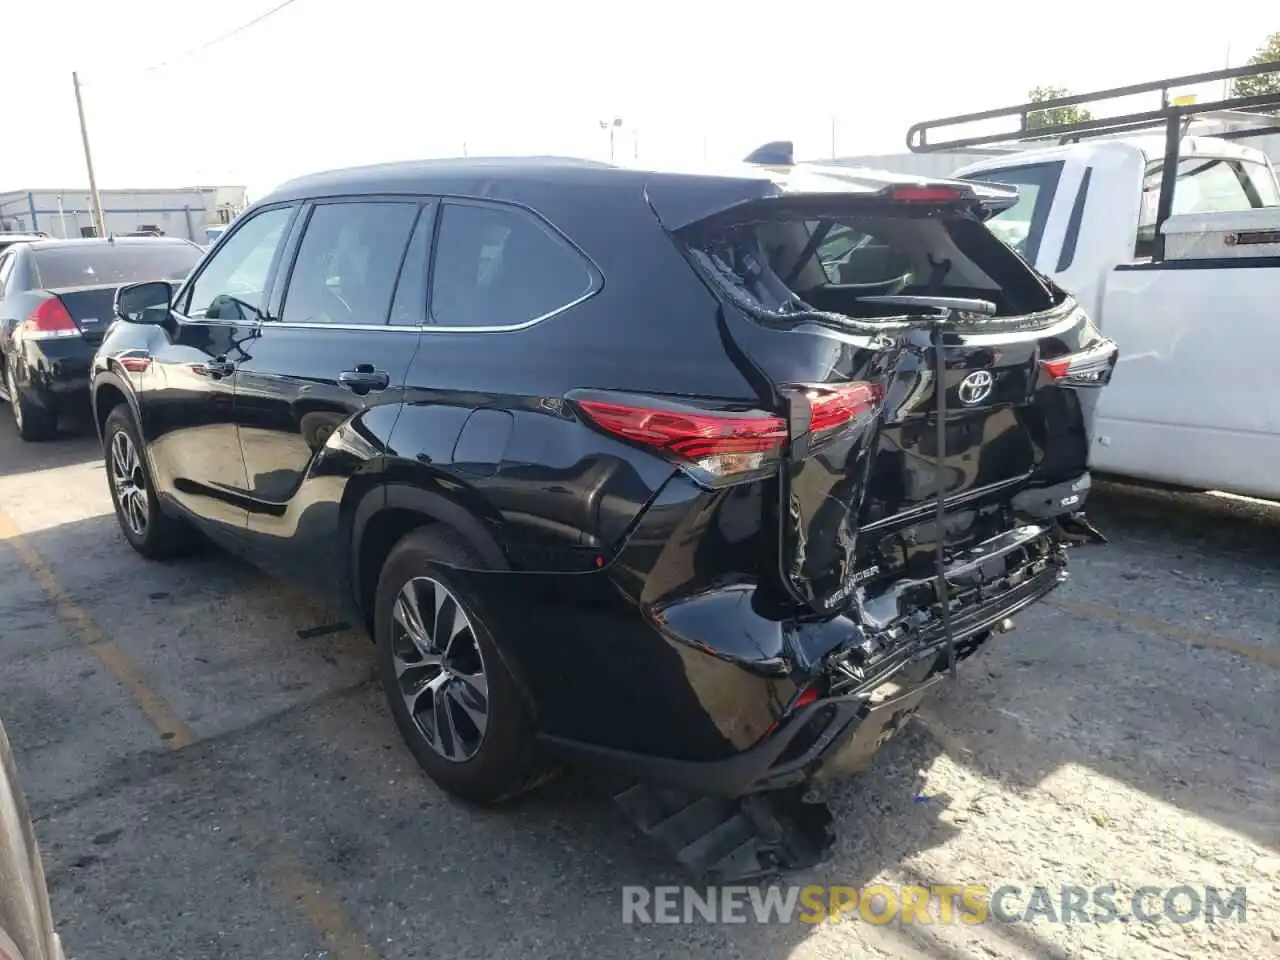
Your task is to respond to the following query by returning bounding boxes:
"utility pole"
[831,117,837,159]
[72,72,107,239]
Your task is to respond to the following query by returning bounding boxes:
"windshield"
[32,243,203,289]
[960,161,1064,264]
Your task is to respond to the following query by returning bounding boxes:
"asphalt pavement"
[0,415,1276,960]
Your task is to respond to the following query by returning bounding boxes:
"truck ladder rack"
[906,61,1280,261]
[906,61,1280,154]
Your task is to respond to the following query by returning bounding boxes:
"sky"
[3,0,1277,202]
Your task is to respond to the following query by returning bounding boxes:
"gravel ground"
[0,419,1275,960]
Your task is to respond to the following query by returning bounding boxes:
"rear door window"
[960,161,1064,264]
[429,203,595,327]
[280,200,421,325]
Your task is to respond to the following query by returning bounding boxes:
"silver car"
[0,722,63,960]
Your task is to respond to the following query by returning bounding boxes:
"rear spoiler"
[731,141,1019,222]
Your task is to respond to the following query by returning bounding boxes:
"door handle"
[199,357,236,378]
[338,364,390,394]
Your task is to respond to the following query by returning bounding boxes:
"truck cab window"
[1136,157,1276,258]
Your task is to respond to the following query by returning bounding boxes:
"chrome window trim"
[170,191,602,334]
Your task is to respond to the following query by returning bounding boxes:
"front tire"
[103,404,191,559]
[374,525,547,805]
[5,357,56,442]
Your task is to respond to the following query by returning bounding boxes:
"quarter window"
[181,206,293,321]
[0,253,14,295]
[281,201,421,325]
[430,203,594,327]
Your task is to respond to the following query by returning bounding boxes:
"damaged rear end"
[633,164,1116,793]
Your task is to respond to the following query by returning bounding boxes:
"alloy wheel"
[390,576,489,763]
[109,430,149,538]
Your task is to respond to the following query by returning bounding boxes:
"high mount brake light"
[1041,339,1119,386]
[22,298,79,340]
[805,382,881,436]
[885,185,968,203]
[575,399,787,486]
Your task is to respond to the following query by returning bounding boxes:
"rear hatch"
[650,168,1107,615]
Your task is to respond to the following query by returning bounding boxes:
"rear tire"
[5,358,56,442]
[374,525,548,805]
[103,404,191,559]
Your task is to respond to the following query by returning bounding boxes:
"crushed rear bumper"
[546,532,1066,798]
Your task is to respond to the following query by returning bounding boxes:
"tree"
[1026,86,1093,130]
[1231,32,1280,108]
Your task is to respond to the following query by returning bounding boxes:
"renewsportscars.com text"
[621,884,1248,926]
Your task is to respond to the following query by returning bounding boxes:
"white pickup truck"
[898,62,1280,501]
[953,135,1280,501]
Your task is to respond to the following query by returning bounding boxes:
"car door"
[142,203,298,538]
[232,196,428,593]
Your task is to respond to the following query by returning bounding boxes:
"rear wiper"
[855,295,997,318]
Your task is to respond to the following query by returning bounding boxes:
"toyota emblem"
[958,370,994,405]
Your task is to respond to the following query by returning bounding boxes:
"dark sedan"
[0,238,203,440]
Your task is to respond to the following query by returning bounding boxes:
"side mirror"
[114,280,173,324]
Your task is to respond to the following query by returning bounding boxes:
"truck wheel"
[374,525,549,805]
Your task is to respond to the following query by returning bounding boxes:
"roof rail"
[906,61,1280,154]
[906,61,1280,260]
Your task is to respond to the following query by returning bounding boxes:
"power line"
[141,0,308,74]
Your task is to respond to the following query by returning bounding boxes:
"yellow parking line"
[0,508,196,748]
[1049,597,1280,670]
[269,860,376,960]
[0,505,377,957]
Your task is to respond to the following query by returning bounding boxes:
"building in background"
[0,186,247,240]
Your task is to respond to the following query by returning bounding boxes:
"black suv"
[92,156,1115,874]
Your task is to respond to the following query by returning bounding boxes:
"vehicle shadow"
[0,417,100,480]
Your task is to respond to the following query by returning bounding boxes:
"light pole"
[599,117,622,161]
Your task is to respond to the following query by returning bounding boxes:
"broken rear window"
[685,210,1060,321]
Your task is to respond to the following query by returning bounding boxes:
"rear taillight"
[804,382,881,438]
[22,297,80,340]
[1041,339,1118,386]
[575,398,786,487]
